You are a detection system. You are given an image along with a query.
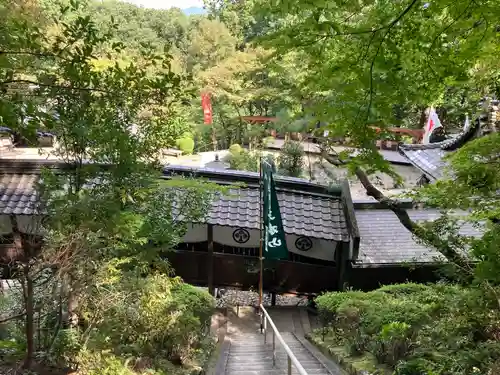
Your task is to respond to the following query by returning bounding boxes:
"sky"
[124,0,204,9]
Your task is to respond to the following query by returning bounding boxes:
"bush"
[278,140,304,177]
[176,137,195,155]
[395,358,439,375]
[373,322,413,366]
[229,144,242,155]
[77,349,136,375]
[313,284,500,374]
[377,283,430,296]
[226,149,260,172]
[82,275,215,366]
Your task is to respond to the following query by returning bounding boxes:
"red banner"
[201,93,212,124]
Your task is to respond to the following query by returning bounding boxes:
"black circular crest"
[295,236,313,251]
[232,228,250,244]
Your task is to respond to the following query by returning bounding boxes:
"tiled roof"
[0,173,40,215]
[208,187,349,241]
[0,166,350,241]
[353,207,481,266]
[398,121,479,181]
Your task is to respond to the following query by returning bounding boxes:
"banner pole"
[258,157,263,329]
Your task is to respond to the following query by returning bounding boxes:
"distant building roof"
[0,161,352,242]
[0,173,40,215]
[398,118,479,181]
[351,200,481,267]
[164,165,350,241]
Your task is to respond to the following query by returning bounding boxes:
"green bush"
[77,349,136,375]
[176,137,195,155]
[394,358,439,375]
[313,284,500,374]
[226,149,260,172]
[377,283,430,296]
[373,322,413,366]
[229,143,242,155]
[278,140,304,177]
[83,275,215,365]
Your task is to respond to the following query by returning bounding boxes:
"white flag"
[463,114,470,132]
[423,108,443,144]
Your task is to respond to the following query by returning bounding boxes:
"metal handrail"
[259,304,309,375]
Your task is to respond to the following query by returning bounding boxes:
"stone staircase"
[219,306,342,375]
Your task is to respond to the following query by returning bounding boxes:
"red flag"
[201,93,212,124]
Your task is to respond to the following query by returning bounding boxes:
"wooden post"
[335,243,347,291]
[207,224,215,295]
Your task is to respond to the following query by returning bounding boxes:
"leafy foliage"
[315,283,500,374]
[226,145,261,172]
[0,1,221,373]
[277,140,304,177]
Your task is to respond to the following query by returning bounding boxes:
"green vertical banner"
[262,159,288,260]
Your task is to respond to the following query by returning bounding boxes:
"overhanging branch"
[320,150,472,272]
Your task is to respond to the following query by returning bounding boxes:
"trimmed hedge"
[315,283,500,375]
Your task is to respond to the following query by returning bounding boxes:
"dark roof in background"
[163,165,349,241]
[398,121,479,181]
[352,204,481,267]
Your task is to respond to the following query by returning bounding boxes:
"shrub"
[377,283,430,296]
[82,274,215,366]
[226,149,260,172]
[76,349,136,375]
[278,140,304,177]
[229,144,242,155]
[316,291,372,325]
[395,358,439,375]
[373,322,413,366]
[50,328,83,366]
[176,137,195,155]
[314,284,500,374]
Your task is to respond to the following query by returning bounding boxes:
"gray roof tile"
[398,121,479,180]
[0,172,350,241]
[353,208,481,265]
[207,187,349,241]
[0,173,40,215]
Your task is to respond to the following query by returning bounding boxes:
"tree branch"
[0,79,110,93]
[320,150,472,272]
[0,311,26,324]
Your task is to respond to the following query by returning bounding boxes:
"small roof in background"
[0,173,40,215]
[398,119,479,181]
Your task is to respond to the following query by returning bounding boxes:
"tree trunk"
[22,264,34,369]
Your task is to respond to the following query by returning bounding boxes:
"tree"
[250,0,500,269]
[278,140,304,178]
[185,18,237,72]
[0,1,221,369]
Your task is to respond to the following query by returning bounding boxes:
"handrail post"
[264,316,267,344]
[272,329,276,367]
[259,304,309,375]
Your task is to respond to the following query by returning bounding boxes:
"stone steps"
[218,306,341,375]
[225,332,333,375]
